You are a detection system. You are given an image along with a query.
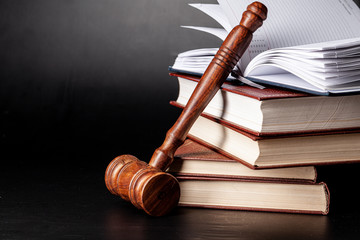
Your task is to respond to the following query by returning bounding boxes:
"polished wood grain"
[105,1,267,216]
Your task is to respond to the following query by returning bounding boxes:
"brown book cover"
[174,138,235,162]
[170,72,309,100]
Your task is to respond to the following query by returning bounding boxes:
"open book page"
[248,50,360,69]
[171,48,223,77]
[172,1,360,94]
[188,4,232,32]
[182,3,230,41]
[218,0,360,71]
[247,72,360,95]
[181,26,227,41]
[244,37,360,90]
[177,48,218,58]
[288,37,360,51]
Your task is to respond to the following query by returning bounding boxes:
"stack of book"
[167,0,360,215]
[169,139,330,215]
[168,73,360,215]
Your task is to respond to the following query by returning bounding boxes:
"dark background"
[0,0,223,169]
[1,0,360,239]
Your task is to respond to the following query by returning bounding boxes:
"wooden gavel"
[105,2,267,216]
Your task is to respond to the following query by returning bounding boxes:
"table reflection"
[104,204,331,240]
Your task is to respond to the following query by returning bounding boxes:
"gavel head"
[105,155,180,217]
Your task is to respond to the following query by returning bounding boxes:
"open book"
[170,0,360,95]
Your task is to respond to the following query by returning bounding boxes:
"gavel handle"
[150,2,267,171]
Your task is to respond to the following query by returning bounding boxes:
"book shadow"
[214,90,229,151]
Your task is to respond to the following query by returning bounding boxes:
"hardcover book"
[177,176,329,215]
[171,73,360,136]
[186,115,360,169]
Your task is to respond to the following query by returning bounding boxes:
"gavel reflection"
[105,2,267,216]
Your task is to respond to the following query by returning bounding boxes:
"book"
[170,139,317,182]
[171,140,329,215]
[177,176,329,215]
[170,0,360,95]
[171,73,360,136]
[185,115,360,169]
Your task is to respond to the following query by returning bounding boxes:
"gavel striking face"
[105,2,267,216]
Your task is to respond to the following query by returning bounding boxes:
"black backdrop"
[2,1,360,239]
[0,0,222,170]
[2,0,360,196]
[2,0,360,172]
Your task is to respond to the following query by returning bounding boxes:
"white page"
[189,4,232,32]
[181,26,227,41]
[248,71,360,94]
[248,73,328,93]
[247,51,360,72]
[177,48,218,58]
[289,37,360,50]
[255,47,360,59]
[218,0,360,70]
[246,59,360,87]
[252,53,360,70]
